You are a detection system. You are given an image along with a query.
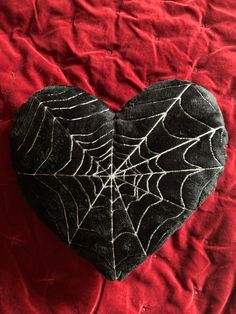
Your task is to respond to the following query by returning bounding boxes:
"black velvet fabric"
[10,79,228,280]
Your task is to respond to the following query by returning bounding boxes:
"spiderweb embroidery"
[13,82,227,279]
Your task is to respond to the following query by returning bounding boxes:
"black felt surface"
[10,79,228,280]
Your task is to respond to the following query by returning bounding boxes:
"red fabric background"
[0,1,236,313]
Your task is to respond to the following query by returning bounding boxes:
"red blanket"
[0,1,235,313]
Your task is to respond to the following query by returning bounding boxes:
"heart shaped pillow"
[10,79,227,280]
